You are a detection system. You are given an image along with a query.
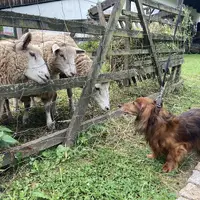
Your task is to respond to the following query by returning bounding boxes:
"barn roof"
[0,0,200,13]
[0,0,60,9]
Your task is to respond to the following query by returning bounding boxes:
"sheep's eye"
[95,87,100,93]
[60,54,65,59]
[29,52,36,59]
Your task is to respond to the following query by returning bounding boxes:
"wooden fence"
[0,0,185,167]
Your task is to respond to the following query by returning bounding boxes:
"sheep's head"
[15,32,50,84]
[51,44,85,77]
[93,82,110,111]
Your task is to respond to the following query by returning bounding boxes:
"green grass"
[164,54,200,114]
[1,54,200,200]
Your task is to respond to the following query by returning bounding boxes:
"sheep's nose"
[105,107,110,111]
[60,73,66,79]
[45,74,50,80]
[118,104,122,108]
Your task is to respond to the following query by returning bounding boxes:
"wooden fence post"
[123,0,132,86]
[135,0,162,86]
[63,0,126,146]
[97,2,106,27]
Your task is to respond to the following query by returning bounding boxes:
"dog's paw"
[147,154,156,159]
[162,162,177,173]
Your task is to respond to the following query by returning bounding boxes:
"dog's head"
[119,97,155,116]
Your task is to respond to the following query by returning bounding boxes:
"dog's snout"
[118,104,122,108]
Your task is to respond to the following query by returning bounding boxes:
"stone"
[188,170,200,186]
[179,183,200,200]
[195,162,200,171]
[177,197,190,200]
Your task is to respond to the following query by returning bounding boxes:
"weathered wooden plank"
[0,11,105,35]
[139,0,181,15]
[114,29,143,38]
[104,14,140,23]
[0,69,138,99]
[108,48,184,56]
[152,10,174,19]
[64,0,126,146]
[130,56,183,68]
[114,29,183,41]
[159,55,183,63]
[1,109,123,168]
[123,0,132,86]
[135,0,162,85]
[74,37,100,42]
[97,2,107,26]
[174,65,181,82]
[122,10,139,20]
[109,49,149,56]
[88,0,116,17]
[122,9,176,26]
[92,0,182,23]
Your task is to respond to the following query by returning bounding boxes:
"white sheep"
[30,31,85,77]
[8,32,110,128]
[19,31,85,129]
[60,53,110,115]
[0,32,50,121]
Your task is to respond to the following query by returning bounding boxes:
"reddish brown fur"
[120,97,200,172]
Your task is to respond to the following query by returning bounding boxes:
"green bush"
[0,126,18,148]
[78,40,99,52]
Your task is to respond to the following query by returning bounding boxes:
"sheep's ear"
[52,44,60,54]
[17,32,32,50]
[75,48,85,54]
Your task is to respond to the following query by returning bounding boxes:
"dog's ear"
[134,101,145,110]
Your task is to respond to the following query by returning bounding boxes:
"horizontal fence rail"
[0,11,184,42]
[0,11,105,35]
[0,57,183,99]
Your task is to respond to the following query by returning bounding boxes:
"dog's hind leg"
[162,144,188,173]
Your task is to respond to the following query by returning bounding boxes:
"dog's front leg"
[162,153,178,173]
[147,153,156,159]
[147,145,159,159]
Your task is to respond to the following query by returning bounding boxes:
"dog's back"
[177,109,200,149]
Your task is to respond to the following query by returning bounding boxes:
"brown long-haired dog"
[120,97,200,172]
